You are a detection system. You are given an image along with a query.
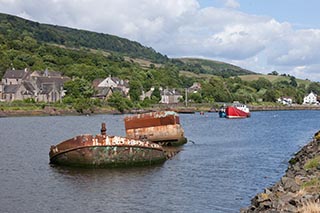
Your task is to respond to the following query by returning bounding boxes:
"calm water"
[0,111,319,213]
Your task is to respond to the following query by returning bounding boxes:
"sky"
[0,0,320,81]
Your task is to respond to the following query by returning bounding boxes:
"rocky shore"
[241,131,320,212]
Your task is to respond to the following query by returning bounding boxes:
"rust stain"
[124,111,186,146]
[124,111,180,129]
[49,123,166,168]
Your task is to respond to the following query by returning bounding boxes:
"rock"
[281,177,300,192]
[242,130,320,212]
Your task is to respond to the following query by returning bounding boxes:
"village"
[0,68,319,107]
[0,68,202,105]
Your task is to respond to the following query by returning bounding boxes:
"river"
[0,110,319,213]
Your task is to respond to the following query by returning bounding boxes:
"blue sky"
[199,0,319,28]
[0,0,320,81]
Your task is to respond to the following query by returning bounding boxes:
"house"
[35,76,69,102]
[140,87,155,101]
[1,68,31,85]
[160,88,182,104]
[277,97,293,105]
[1,69,70,102]
[2,82,35,102]
[303,92,318,105]
[93,75,130,99]
[188,82,201,93]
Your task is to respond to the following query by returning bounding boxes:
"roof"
[4,85,19,93]
[98,76,129,88]
[94,87,111,97]
[161,89,182,96]
[22,82,35,94]
[36,76,70,86]
[92,79,104,88]
[3,69,31,80]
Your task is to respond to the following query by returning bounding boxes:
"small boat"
[218,108,226,118]
[225,102,250,119]
[49,123,166,168]
[124,111,187,146]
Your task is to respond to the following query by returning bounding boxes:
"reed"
[298,200,320,213]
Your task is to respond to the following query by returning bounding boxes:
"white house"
[303,92,318,105]
[277,97,293,105]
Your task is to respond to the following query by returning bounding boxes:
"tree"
[188,92,202,103]
[251,77,272,91]
[307,82,320,94]
[289,76,298,87]
[268,71,279,75]
[108,91,132,113]
[263,89,279,102]
[63,78,94,99]
[151,87,161,102]
[129,80,142,102]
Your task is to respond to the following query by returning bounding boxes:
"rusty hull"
[124,111,180,129]
[124,111,187,146]
[49,133,166,168]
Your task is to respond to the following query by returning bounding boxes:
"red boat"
[225,103,250,119]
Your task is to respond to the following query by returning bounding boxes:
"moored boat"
[225,102,250,118]
[49,123,166,168]
[218,106,226,118]
[124,111,187,146]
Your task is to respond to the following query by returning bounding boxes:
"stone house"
[159,88,182,104]
[2,83,35,102]
[1,68,31,85]
[93,76,130,99]
[0,69,70,102]
[34,76,69,102]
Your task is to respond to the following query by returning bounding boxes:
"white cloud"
[224,0,240,9]
[0,0,319,81]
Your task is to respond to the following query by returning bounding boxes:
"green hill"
[172,57,256,77]
[0,13,256,78]
[0,13,168,63]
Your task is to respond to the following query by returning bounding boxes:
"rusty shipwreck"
[49,123,166,168]
[124,111,187,146]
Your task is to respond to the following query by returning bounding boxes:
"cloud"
[0,0,319,80]
[224,0,240,9]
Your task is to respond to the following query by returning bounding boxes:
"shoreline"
[1,105,320,117]
[241,131,320,212]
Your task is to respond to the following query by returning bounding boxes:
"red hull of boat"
[226,106,250,118]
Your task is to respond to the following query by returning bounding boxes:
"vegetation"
[304,156,320,170]
[175,58,254,77]
[298,200,320,213]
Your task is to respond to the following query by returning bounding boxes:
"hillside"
[0,13,256,78]
[173,57,256,77]
[0,13,167,63]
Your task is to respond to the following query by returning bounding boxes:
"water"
[0,111,319,213]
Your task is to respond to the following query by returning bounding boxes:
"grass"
[304,156,320,170]
[239,74,311,86]
[179,70,217,79]
[302,178,320,193]
[298,200,320,213]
